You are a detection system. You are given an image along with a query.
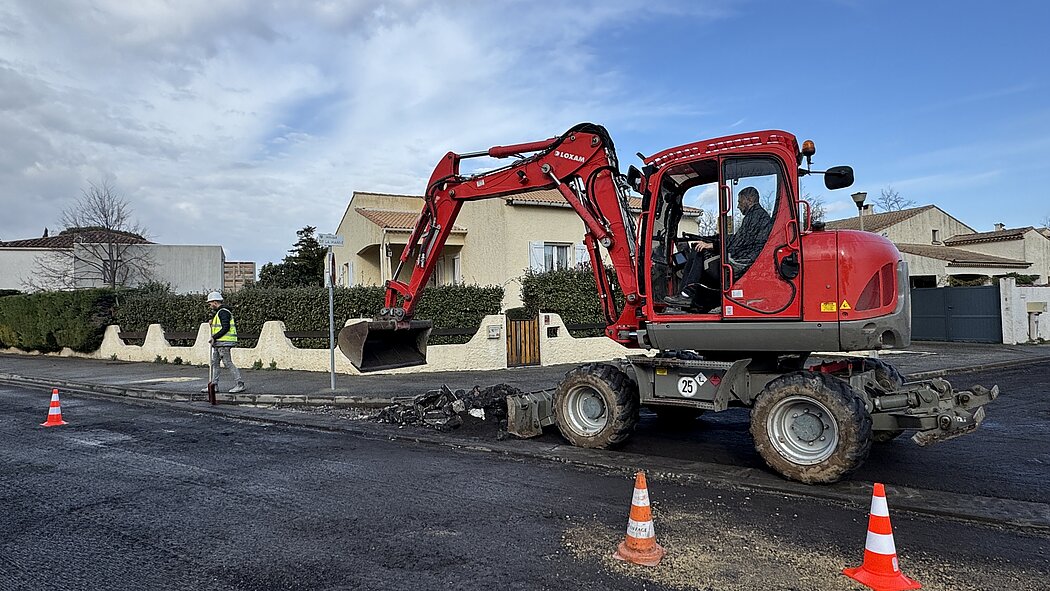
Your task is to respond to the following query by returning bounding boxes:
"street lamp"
[851,191,868,232]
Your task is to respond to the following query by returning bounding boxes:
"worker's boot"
[664,294,693,307]
[229,382,246,394]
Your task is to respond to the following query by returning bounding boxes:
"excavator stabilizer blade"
[338,320,432,372]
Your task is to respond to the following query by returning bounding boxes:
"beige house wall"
[878,207,975,244]
[955,231,1050,283]
[332,191,689,310]
[900,252,947,283]
[497,203,589,308]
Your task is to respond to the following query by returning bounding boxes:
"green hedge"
[0,289,117,353]
[114,284,504,346]
[520,267,623,337]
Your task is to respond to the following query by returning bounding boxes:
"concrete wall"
[1000,278,1050,344]
[2,313,635,374]
[0,248,53,290]
[1,244,224,293]
[142,245,225,293]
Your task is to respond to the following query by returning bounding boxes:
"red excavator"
[338,123,998,484]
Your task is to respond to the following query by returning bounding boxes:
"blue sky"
[1,0,1046,266]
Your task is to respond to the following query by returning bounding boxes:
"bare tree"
[26,180,153,290]
[1040,213,1050,229]
[696,209,718,235]
[874,186,916,212]
[801,193,827,225]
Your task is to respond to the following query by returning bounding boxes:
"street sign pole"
[326,246,336,391]
[317,233,344,393]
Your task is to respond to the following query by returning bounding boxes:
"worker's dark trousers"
[210,346,243,385]
[680,252,720,295]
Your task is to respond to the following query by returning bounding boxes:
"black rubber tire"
[554,363,639,449]
[651,406,704,428]
[861,358,905,391]
[750,371,872,484]
[872,429,905,443]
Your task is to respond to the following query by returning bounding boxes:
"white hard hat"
[206,291,223,302]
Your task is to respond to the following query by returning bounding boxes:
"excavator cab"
[645,150,801,320]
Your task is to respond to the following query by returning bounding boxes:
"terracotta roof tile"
[943,226,1032,246]
[825,205,934,233]
[896,243,1031,268]
[0,228,152,248]
[355,209,467,233]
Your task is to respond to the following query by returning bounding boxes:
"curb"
[905,355,1050,380]
[0,373,408,408]
[2,372,1047,532]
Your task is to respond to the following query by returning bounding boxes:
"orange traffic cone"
[613,471,665,567]
[843,483,921,591]
[41,388,68,427]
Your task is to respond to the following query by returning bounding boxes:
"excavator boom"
[340,123,640,372]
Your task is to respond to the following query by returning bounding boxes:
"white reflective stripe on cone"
[51,394,60,402]
[864,531,897,555]
[49,407,62,415]
[870,494,890,517]
[632,488,650,506]
[626,519,654,539]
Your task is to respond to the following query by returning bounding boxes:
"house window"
[932,229,940,244]
[452,254,462,284]
[545,243,570,271]
[529,241,572,272]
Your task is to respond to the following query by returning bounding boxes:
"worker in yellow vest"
[201,291,246,394]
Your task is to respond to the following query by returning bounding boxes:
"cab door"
[718,156,802,319]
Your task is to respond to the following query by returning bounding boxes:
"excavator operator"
[666,186,772,309]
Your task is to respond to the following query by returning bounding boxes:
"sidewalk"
[2,340,1048,406]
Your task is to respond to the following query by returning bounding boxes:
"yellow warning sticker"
[656,368,668,376]
[820,301,837,313]
[840,300,852,310]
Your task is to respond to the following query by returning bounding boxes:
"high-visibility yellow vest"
[210,309,238,343]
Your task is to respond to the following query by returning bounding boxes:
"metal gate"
[911,285,1002,343]
[506,317,541,367]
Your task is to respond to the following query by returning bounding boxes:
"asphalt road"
[2,382,1048,591]
[524,362,1050,504]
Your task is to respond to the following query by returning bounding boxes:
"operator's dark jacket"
[726,204,772,266]
[211,306,236,346]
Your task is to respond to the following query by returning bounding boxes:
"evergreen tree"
[257,226,326,288]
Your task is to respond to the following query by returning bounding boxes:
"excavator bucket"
[338,320,433,372]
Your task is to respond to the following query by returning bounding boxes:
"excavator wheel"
[861,358,906,392]
[750,371,872,484]
[554,363,639,449]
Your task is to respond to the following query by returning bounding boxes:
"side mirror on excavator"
[823,165,855,190]
[627,165,644,193]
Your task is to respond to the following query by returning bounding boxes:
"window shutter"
[528,241,545,272]
[574,243,589,267]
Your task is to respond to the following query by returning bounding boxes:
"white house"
[0,228,225,293]
[826,205,1049,287]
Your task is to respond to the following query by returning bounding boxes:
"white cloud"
[0,0,727,261]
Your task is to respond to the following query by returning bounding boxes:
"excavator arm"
[339,123,643,371]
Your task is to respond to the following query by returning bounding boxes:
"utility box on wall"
[1027,301,1047,313]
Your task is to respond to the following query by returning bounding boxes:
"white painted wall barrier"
[2,313,631,374]
[1000,278,1050,344]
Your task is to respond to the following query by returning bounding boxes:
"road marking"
[127,377,200,384]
